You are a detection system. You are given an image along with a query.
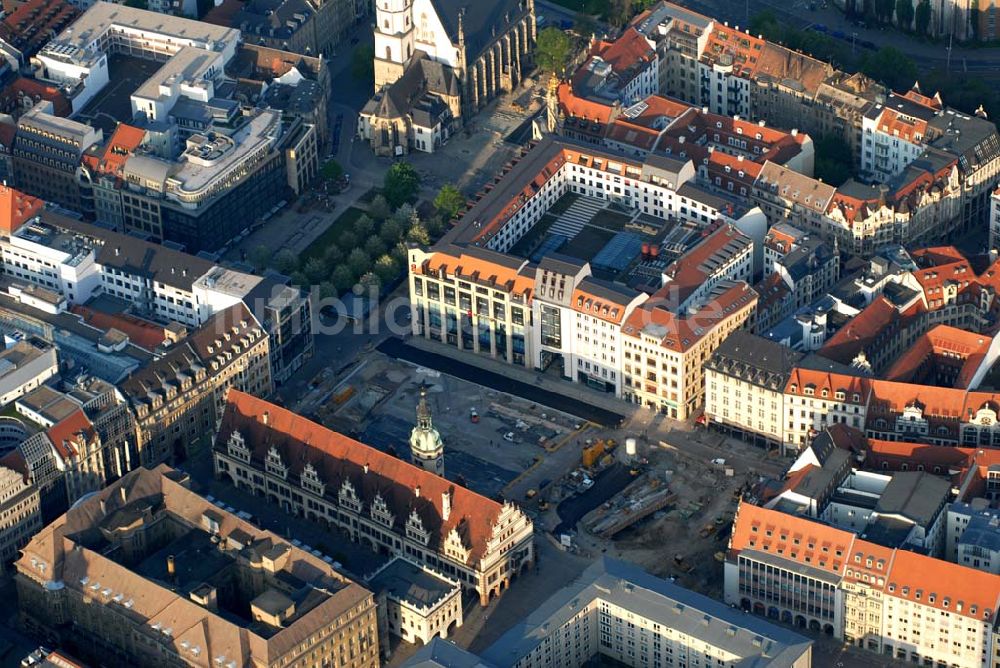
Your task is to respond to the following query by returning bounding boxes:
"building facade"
[213,390,535,606]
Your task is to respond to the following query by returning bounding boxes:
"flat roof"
[368,558,456,609]
[45,1,238,53]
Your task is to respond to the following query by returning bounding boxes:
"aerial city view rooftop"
[4,0,1000,666]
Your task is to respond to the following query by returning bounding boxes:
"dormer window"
[227,430,250,463]
[265,446,287,479]
[406,509,430,544]
[339,480,361,512]
[301,462,325,497]
[370,492,394,527]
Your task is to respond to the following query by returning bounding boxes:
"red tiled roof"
[86,124,145,177]
[70,305,167,352]
[730,502,852,576]
[217,391,506,561]
[0,184,42,235]
[883,325,991,389]
[47,409,96,461]
[0,0,78,58]
[556,82,613,124]
[732,502,1000,622]
[818,296,899,365]
[590,28,656,77]
[0,77,72,117]
[784,368,869,403]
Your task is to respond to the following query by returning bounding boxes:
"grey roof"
[874,471,950,529]
[928,109,1000,172]
[368,557,455,609]
[705,331,804,390]
[576,276,637,306]
[786,448,851,501]
[430,0,528,58]
[400,638,494,668]
[955,505,1000,554]
[537,253,586,276]
[481,557,812,667]
[862,515,917,549]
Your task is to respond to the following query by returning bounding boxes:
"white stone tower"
[409,385,444,476]
[373,0,415,91]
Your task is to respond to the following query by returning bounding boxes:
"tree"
[915,0,931,34]
[323,245,344,266]
[339,230,359,251]
[248,245,271,272]
[383,162,420,208]
[304,257,328,284]
[351,45,374,82]
[364,236,386,257]
[971,0,980,41]
[368,194,391,221]
[321,160,343,181]
[574,11,598,37]
[331,265,354,292]
[535,27,573,76]
[874,0,894,23]
[379,218,403,245]
[406,222,431,246]
[375,254,399,285]
[860,47,918,91]
[353,214,375,238]
[813,135,854,187]
[425,213,445,240]
[319,282,337,300]
[124,0,148,7]
[290,271,308,287]
[347,248,370,276]
[896,0,914,29]
[434,184,466,220]
[273,248,299,274]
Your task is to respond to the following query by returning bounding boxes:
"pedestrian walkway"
[548,196,604,238]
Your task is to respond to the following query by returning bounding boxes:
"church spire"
[416,384,433,430]
[410,383,444,476]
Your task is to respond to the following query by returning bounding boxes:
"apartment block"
[0,452,41,572]
[15,465,380,668]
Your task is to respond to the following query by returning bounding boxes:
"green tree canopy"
[248,245,271,272]
[406,222,431,246]
[368,194,391,221]
[379,218,404,245]
[535,27,573,76]
[374,254,400,285]
[321,160,343,181]
[339,230,359,251]
[915,0,931,34]
[351,45,374,82]
[273,248,299,274]
[860,46,918,92]
[433,183,466,220]
[347,248,370,276]
[896,0,914,29]
[383,162,420,208]
[364,236,386,258]
[813,135,854,187]
[304,257,328,284]
[353,214,375,238]
[331,265,354,292]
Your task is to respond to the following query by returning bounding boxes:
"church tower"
[373,0,415,91]
[409,385,444,476]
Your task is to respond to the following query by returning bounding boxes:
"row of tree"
[845,0,934,36]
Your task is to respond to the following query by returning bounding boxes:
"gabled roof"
[217,391,510,562]
[46,408,96,461]
[0,184,42,235]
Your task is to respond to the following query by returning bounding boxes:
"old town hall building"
[359,0,536,155]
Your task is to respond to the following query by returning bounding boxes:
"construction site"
[289,342,784,601]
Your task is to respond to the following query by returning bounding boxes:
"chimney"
[442,487,453,521]
[119,485,127,503]
[363,462,369,474]
[415,486,421,498]
[167,554,176,579]
[99,498,106,514]
[262,411,269,426]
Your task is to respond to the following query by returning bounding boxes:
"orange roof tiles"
[423,251,533,300]
[883,325,991,388]
[218,391,507,561]
[876,108,928,144]
[0,185,42,235]
[661,224,752,304]
[70,305,168,352]
[556,82,613,124]
[784,367,870,403]
[819,296,899,365]
[888,549,1000,621]
[732,502,1000,622]
[47,409,96,461]
[702,25,766,78]
[83,124,145,178]
[730,502,852,576]
[622,281,758,353]
[0,77,72,117]
[590,28,656,76]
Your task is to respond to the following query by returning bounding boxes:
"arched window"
[406,44,411,59]
[384,19,389,29]
[386,46,392,60]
